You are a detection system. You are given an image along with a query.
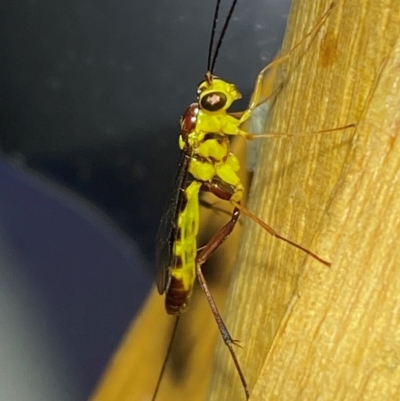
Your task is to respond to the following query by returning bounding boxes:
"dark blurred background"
[0,0,291,399]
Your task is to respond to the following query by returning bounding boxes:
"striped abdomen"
[166,180,202,314]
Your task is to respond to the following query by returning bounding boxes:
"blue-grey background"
[0,0,291,399]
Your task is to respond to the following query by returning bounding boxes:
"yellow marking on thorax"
[196,110,241,136]
[197,139,228,160]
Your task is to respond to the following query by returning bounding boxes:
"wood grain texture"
[208,0,400,400]
[90,1,400,400]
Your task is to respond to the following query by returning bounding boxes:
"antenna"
[210,0,239,74]
[207,0,222,72]
[207,0,239,74]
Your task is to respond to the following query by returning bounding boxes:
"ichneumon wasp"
[154,1,343,400]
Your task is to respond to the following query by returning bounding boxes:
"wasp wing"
[155,150,191,294]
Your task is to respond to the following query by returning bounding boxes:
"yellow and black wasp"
[154,1,337,399]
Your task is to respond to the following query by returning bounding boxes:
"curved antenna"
[207,0,223,72]
[210,0,239,74]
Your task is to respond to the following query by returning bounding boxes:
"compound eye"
[200,91,227,112]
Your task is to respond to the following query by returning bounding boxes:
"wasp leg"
[195,205,249,399]
[236,3,336,126]
[196,178,249,399]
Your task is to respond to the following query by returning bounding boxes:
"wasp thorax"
[180,103,200,139]
[197,76,242,112]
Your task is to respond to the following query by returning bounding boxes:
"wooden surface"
[208,0,400,400]
[90,1,400,400]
